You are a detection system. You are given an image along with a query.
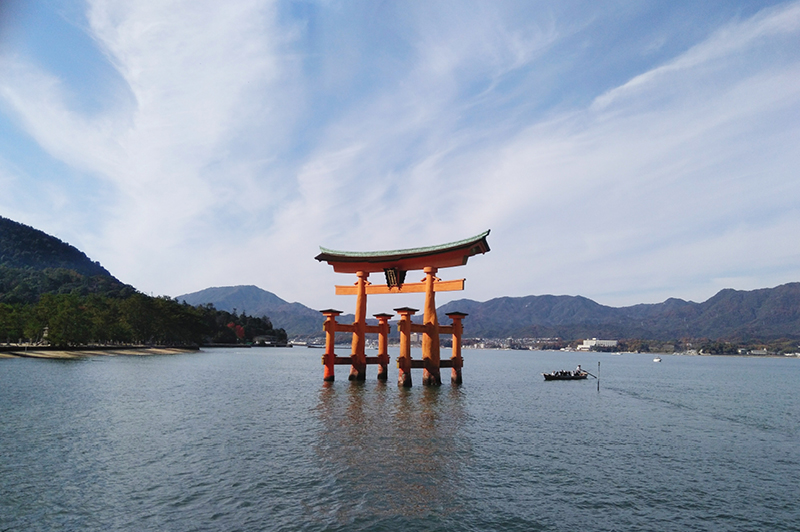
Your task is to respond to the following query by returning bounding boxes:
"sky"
[1,0,799,314]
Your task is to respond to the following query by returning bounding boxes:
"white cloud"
[1,0,305,293]
[1,1,799,312]
[195,0,800,308]
[0,57,127,174]
[592,1,800,111]
[321,1,800,308]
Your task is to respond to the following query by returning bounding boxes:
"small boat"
[542,370,589,381]
[653,356,662,362]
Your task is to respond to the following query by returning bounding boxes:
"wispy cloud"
[456,2,800,305]
[282,0,800,307]
[1,0,305,291]
[593,1,800,111]
[0,1,798,310]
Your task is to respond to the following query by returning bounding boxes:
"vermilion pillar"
[349,271,368,381]
[395,307,417,388]
[446,311,467,385]
[421,267,441,386]
[374,313,392,381]
[321,309,342,382]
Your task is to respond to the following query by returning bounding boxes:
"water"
[2,349,799,531]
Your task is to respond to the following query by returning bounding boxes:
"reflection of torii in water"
[315,230,490,386]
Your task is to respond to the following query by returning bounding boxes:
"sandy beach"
[0,347,198,359]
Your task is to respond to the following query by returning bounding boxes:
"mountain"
[176,285,327,337]
[0,216,111,275]
[8,214,795,342]
[438,283,800,341]
[437,295,631,339]
[0,216,134,303]
[179,282,800,341]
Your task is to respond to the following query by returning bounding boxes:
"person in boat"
[575,365,583,375]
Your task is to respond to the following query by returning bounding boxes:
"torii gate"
[315,230,490,386]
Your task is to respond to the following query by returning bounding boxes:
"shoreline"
[0,346,199,359]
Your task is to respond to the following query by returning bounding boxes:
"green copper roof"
[316,230,490,260]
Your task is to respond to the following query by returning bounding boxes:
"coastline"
[0,346,199,359]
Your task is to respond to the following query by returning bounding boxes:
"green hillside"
[0,216,109,274]
[0,216,134,303]
[0,216,286,347]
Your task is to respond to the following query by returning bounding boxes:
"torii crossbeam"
[315,230,490,386]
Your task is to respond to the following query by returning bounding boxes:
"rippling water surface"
[2,348,799,531]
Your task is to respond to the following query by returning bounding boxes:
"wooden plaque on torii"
[315,230,490,386]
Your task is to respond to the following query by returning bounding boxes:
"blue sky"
[1,0,799,313]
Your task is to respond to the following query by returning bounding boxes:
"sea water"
[1,348,798,531]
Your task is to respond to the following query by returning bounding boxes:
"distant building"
[577,338,618,351]
[253,335,285,347]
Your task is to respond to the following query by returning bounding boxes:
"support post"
[320,309,342,382]
[374,313,392,381]
[446,312,467,385]
[421,267,441,386]
[349,271,369,381]
[395,307,417,388]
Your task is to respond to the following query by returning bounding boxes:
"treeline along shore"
[0,292,287,350]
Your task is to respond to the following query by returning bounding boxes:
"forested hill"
[0,216,111,275]
[438,283,800,342]
[0,216,134,303]
[0,216,287,346]
[177,285,328,337]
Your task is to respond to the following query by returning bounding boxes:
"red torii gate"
[315,230,490,386]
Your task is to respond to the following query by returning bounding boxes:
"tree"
[120,293,157,344]
[0,303,23,343]
[33,294,92,347]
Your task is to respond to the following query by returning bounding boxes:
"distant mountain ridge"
[438,283,800,341]
[178,283,800,341]
[176,285,329,337]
